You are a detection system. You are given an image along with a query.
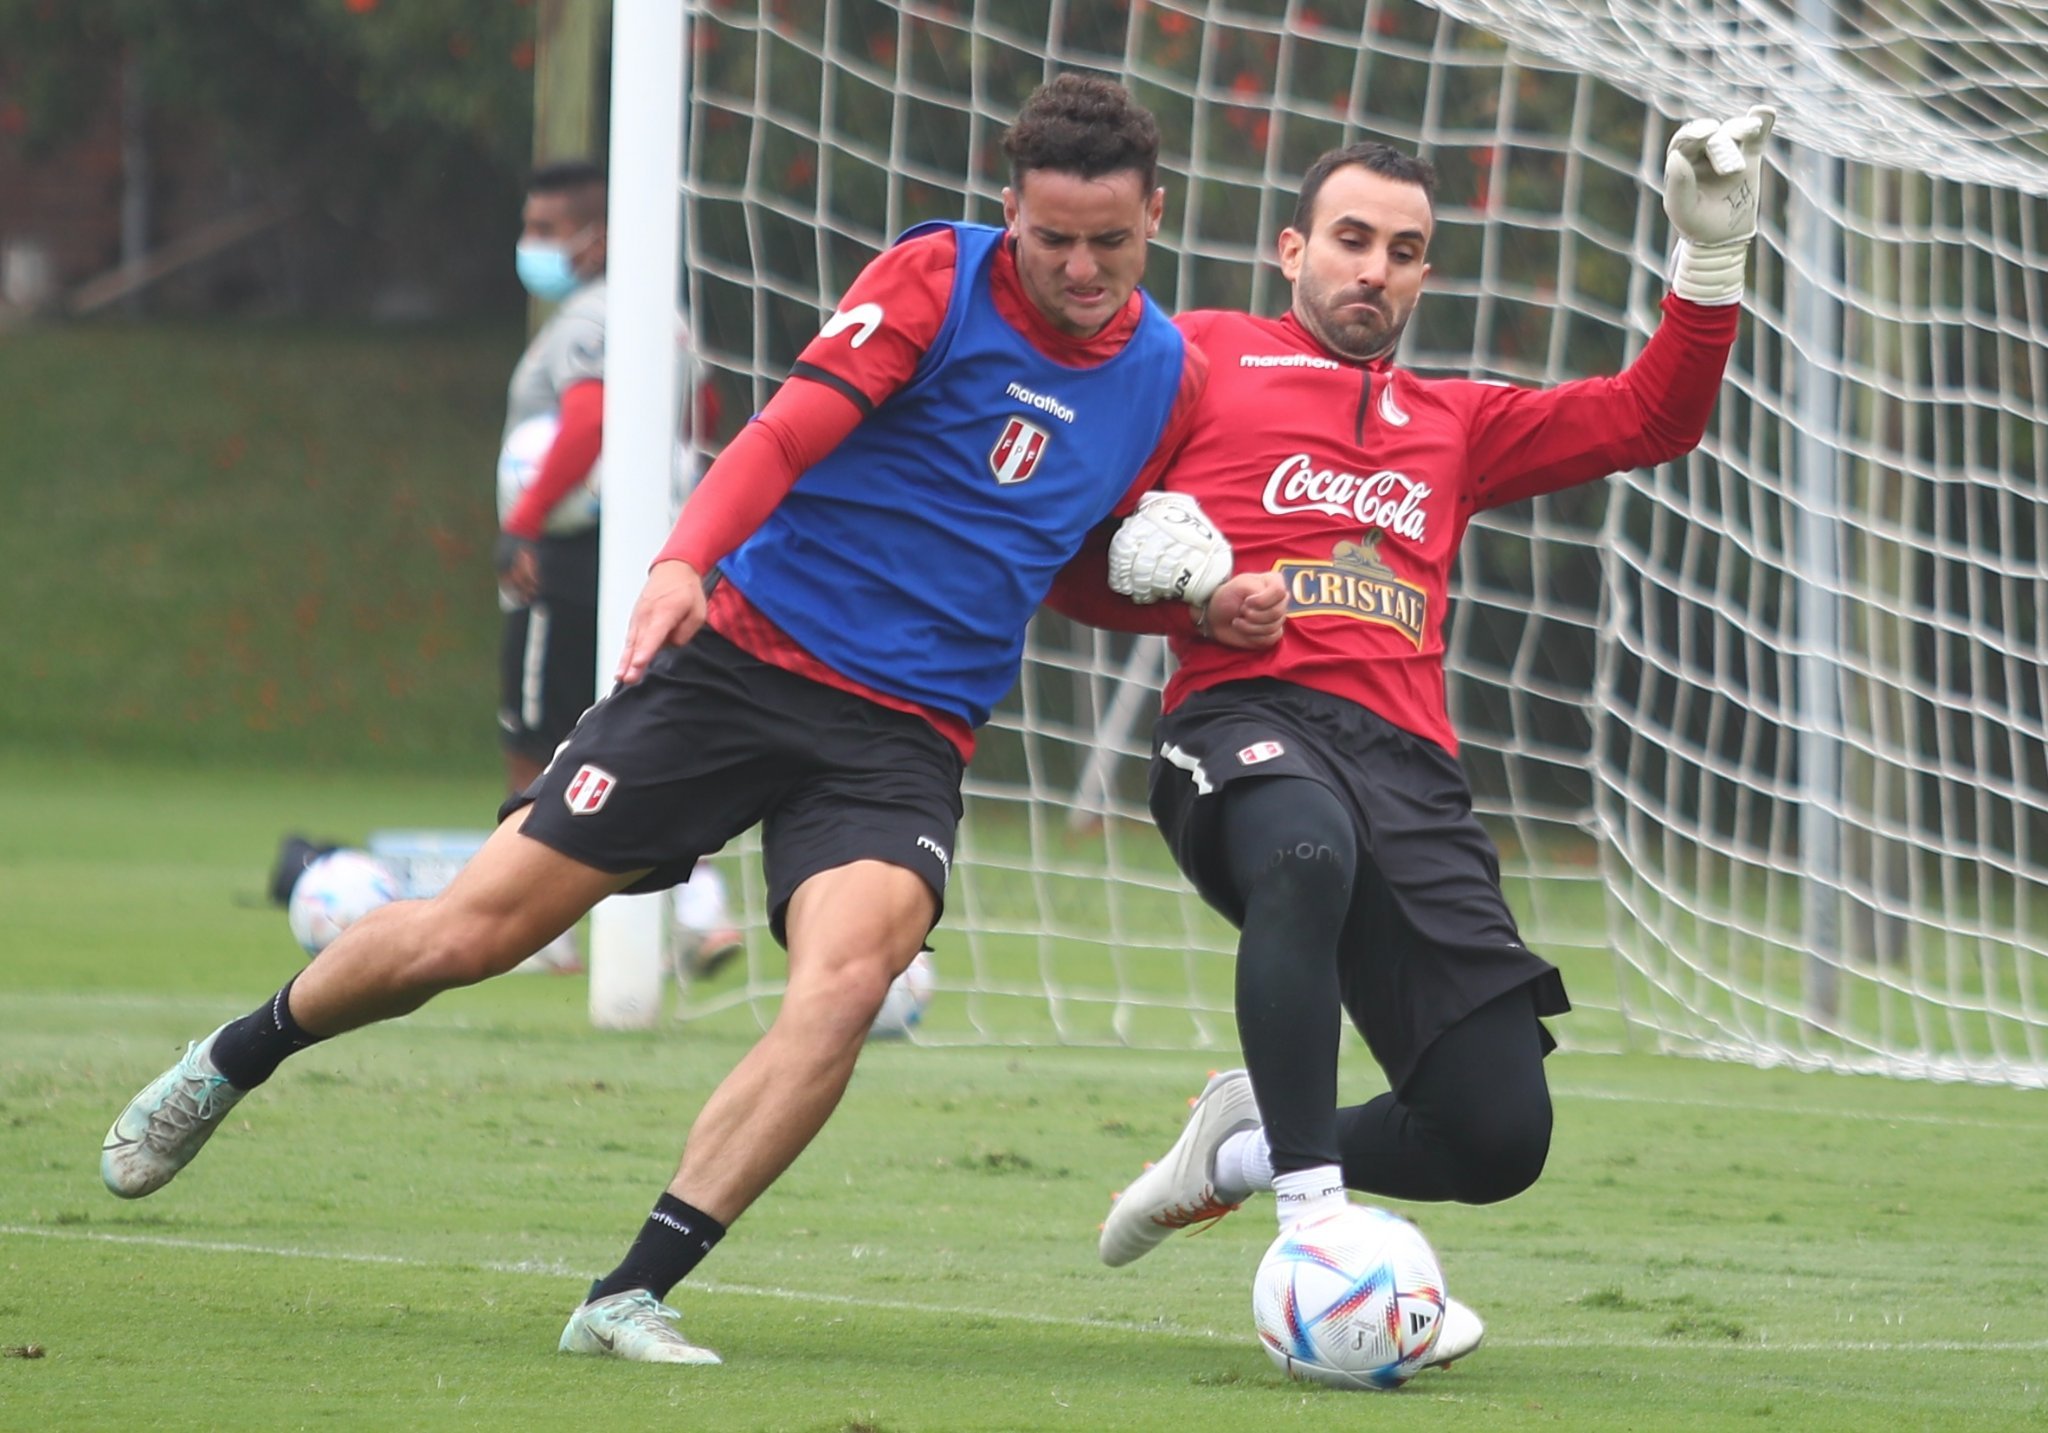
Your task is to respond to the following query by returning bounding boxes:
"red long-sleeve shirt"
[1051,294,1738,755]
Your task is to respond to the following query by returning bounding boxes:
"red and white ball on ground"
[1252,1204,1447,1390]
[286,849,400,957]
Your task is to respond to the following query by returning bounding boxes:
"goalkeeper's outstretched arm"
[1046,516,1285,652]
[1463,104,1774,511]
[1107,491,1235,607]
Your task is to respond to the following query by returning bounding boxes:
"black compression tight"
[1219,776,1358,1176]
[1217,775,1553,1205]
[1334,986,1553,1204]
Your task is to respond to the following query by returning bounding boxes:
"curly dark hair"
[1289,142,1437,233]
[1001,73,1160,192]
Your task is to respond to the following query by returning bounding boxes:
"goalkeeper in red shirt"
[1073,107,1776,1366]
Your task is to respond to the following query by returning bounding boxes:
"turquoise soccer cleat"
[559,1288,722,1365]
[100,1024,246,1199]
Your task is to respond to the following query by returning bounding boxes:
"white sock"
[1215,1128,1273,1201]
[1273,1164,1348,1229]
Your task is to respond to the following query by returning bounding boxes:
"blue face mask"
[515,240,582,301]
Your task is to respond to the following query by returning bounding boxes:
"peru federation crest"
[989,416,1050,484]
[563,764,617,815]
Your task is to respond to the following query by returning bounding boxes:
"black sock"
[208,977,327,1090]
[588,1194,727,1303]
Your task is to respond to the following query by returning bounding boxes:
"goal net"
[662,0,2048,1086]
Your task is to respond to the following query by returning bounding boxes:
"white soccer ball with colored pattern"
[287,849,400,957]
[1252,1204,1447,1390]
[497,413,600,536]
[867,947,936,1039]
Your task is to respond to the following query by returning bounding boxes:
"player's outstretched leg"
[1099,1068,1263,1266]
[559,1288,722,1365]
[99,811,625,1199]
[100,1024,244,1198]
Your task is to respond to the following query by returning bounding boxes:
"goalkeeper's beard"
[1293,276,1408,363]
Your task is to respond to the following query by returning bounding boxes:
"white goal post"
[597,0,2048,1087]
[587,0,687,1029]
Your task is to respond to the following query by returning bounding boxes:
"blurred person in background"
[496,159,738,974]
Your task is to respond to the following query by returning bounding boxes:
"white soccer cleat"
[100,1024,246,1199]
[558,1289,722,1365]
[1422,1295,1486,1370]
[1099,1068,1262,1267]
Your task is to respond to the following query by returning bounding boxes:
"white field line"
[4,1224,2045,1356]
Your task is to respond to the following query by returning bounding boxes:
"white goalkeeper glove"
[1108,491,1233,608]
[1664,104,1776,306]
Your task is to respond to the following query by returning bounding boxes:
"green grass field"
[4,753,2047,1432]
[4,325,2045,1429]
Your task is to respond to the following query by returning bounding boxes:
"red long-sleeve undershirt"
[654,379,863,571]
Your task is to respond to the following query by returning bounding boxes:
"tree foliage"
[0,0,542,310]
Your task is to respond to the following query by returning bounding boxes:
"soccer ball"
[1251,1204,1447,1391]
[286,849,400,957]
[867,947,936,1039]
[496,412,601,536]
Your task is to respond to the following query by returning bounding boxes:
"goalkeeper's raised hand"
[1664,104,1776,306]
[1108,491,1234,607]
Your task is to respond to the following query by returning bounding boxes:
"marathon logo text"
[1240,352,1341,370]
[1263,455,1432,542]
[1003,382,1075,424]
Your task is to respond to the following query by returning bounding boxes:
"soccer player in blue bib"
[100,75,1228,1365]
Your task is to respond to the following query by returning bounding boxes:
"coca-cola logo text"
[1262,455,1431,541]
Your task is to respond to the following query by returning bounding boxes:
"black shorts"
[497,533,601,763]
[504,628,964,944]
[1150,678,1569,1091]
[499,597,598,762]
